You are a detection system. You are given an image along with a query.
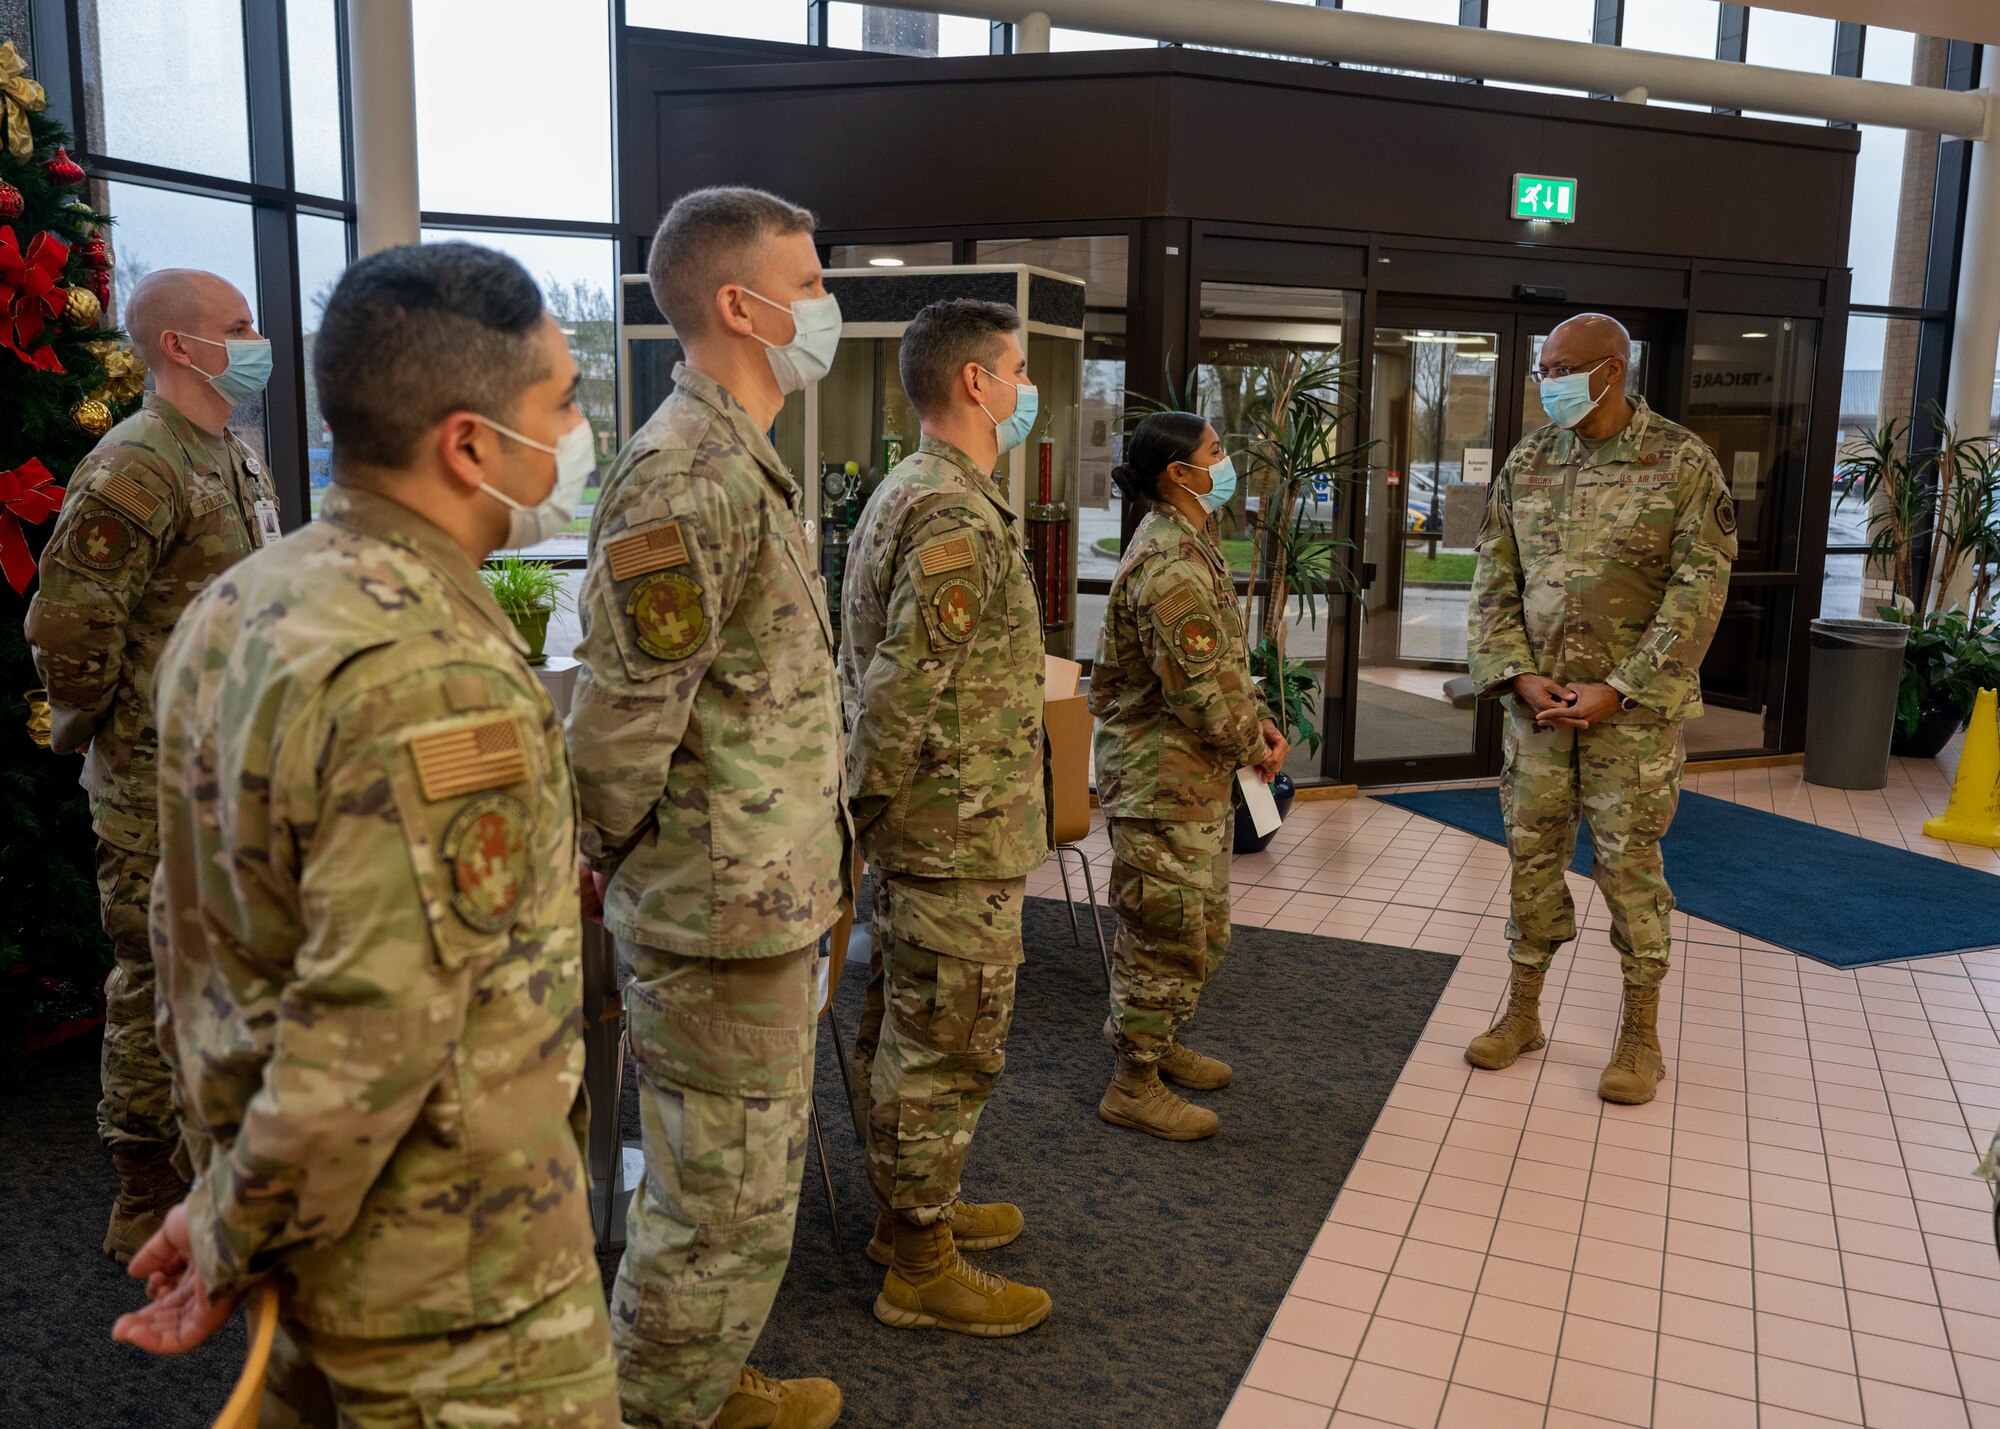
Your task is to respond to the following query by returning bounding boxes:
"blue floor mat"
[1374,786,2000,969]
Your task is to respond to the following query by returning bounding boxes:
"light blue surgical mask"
[1538,357,1610,430]
[1196,455,1238,514]
[977,367,1039,453]
[177,332,273,405]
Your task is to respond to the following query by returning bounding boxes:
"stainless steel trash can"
[1803,618,1909,789]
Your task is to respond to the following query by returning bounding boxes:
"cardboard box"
[1044,655,1091,846]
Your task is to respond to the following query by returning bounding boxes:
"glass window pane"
[1820,551,1865,620]
[288,0,347,197]
[1684,313,1818,576]
[1848,28,1934,307]
[1051,29,1155,50]
[975,236,1129,308]
[298,215,350,519]
[1834,315,1919,548]
[1344,0,1460,20]
[1488,0,1593,44]
[100,181,265,458]
[827,241,955,268]
[414,0,613,221]
[626,0,806,42]
[1621,0,1719,57]
[828,6,992,54]
[1688,585,1791,755]
[81,0,251,179]
[420,230,618,558]
[1742,8,1835,124]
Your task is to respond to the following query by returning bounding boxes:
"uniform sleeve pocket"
[383,712,540,969]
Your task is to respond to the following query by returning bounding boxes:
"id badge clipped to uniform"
[253,498,283,546]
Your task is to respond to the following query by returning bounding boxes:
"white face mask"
[475,414,597,548]
[744,288,842,394]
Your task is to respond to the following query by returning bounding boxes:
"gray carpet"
[7,899,1454,1429]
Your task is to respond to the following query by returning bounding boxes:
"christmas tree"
[0,39,146,1058]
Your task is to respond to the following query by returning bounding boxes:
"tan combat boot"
[1098,1058,1219,1141]
[1464,965,1547,1071]
[875,1219,1052,1337]
[104,1144,189,1264]
[1159,1040,1232,1090]
[713,1365,842,1429]
[866,1198,1023,1266]
[1599,985,1666,1105]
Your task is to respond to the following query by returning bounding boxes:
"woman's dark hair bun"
[1110,462,1143,504]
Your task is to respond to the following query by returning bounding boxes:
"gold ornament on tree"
[71,396,112,437]
[63,284,102,330]
[86,338,145,406]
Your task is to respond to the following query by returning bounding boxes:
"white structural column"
[1017,11,1051,53]
[1940,46,2000,608]
[347,0,422,256]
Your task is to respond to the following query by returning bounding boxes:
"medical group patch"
[627,570,707,660]
[932,578,981,644]
[72,509,136,570]
[441,792,530,933]
[1175,613,1222,667]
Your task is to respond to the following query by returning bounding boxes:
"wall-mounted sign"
[1512,174,1577,224]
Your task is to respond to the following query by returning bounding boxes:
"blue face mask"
[178,332,274,406]
[1538,357,1610,430]
[978,368,1039,453]
[1196,456,1238,514]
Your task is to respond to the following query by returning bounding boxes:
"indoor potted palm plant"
[480,554,568,666]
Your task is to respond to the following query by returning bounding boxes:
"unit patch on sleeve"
[70,509,136,570]
[626,570,708,660]
[607,520,690,582]
[918,534,976,577]
[1174,613,1222,668]
[409,717,529,801]
[931,578,982,644]
[440,792,531,933]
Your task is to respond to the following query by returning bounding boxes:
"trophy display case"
[619,263,1088,656]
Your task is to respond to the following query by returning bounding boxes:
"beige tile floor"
[1027,749,2000,1428]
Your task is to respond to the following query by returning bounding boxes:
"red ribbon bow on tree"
[0,457,65,594]
[0,225,70,372]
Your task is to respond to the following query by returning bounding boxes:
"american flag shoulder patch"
[1154,585,1200,627]
[98,472,162,525]
[917,534,975,577]
[606,520,690,582]
[408,717,529,801]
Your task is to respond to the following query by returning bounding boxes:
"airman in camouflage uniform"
[25,268,280,1260]
[1090,419,1283,1140]
[1466,313,1736,1106]
[842,298,1051,1339]
[568,188,845,1429]
[121,244,618,1426]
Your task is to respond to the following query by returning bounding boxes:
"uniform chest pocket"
[187,477,252,556]
[1506,483,1564,561]
[1612,486,1678,567]
[383,711,543,969]
[740,513,831,713]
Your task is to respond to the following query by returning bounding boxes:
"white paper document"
[1237,767,1283,837]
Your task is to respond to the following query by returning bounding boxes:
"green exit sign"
[1512,173,1578,223]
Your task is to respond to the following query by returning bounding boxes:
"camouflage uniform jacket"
[25,394,276,853]
[841,435,1047,879]
[150,486,595,1339]
[1090,505,1271,821]
[1469,397,1738,721]
[568,364,846,958]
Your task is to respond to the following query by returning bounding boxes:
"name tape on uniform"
[917,535,975,577]
[99,472,162,524]
[409,718,529,801]
[606,521,690,583]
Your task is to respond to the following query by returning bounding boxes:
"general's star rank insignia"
[72,509,135,570]
[932,578,981,644]
[1175,614,1221,666]
[441,792,531,933]
[627,570,708,660]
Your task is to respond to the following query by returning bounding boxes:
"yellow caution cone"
[1924,687,2000,848]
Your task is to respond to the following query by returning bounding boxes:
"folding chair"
[210,1282,280,1429]
[1044,690,1112,989]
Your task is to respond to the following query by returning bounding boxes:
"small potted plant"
[480,554,568,666]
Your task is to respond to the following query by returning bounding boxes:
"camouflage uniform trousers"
[95,837,179,1152]
[258,1276,619,1428]
[1499,702,1685,988]
[1104,814,1232,1064]
[850,873,1022,1227]
[611,939,818,1429]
